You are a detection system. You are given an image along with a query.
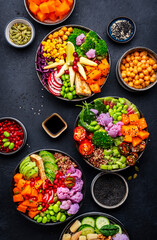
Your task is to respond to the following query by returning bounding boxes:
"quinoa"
[54,153,77,174]
[85,147,107,168]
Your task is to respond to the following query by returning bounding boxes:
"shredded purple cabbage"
[36,44,55,85]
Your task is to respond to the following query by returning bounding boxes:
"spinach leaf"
[94,99,107,114]
[82,102,96,124]
[99,225,119,236]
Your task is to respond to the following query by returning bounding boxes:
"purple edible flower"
[60,200,72,210]
[67,203,79,215]
[57,187,70,200]
[70,192,83,203]
[112,233,129,240]
[90,109,99,115]
[76,34,85,46]
[70,169,82,179]
[97,113,113,126]
[86,49,96,59]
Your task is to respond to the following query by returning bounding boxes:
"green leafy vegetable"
[82,102,96,124]
[80,38,95,53]
[95,39,108,57]
[73,28,87,36]
[85,31,99,44]
[99,225,119,236]
[92,131,113,148]
[94,99,107,114]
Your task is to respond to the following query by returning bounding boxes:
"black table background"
[0,0,157,239]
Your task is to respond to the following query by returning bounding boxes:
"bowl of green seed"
[5,18,35,48]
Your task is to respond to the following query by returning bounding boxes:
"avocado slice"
[123,98,132,107]
[45,168,56,179]
[25,167,38,180]
[22,162,36,176]
[46,173,54,184]
[40,154,56,164]
[39,151,56,161]
[19,157,30,173]
[44,162,58,172]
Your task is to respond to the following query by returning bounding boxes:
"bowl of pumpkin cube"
[24,0,76,25]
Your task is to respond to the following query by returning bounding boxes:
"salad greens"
[100,224,119,236]
[92,130,113,148]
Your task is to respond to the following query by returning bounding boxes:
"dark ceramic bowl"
[107,16,136,43]
[35,24,111,102]
[117,47,157,92]
[74,96,149,172]
[24,0,76,25]
[0,117,27,155]
[91,173,129,209]
[59,212,130,239]
[11,149,86,225]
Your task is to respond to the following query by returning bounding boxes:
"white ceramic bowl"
[5,17,35,48]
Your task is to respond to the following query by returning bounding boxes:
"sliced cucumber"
[96,217,110,230]
[79,225,95,236]
[81,217,95,227]
[113,224,122,234]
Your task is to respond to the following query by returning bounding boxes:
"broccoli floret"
[73,28,87,36]
[86,31,98,44]
[95,39,108,57]
[80,38,95,53]
[67,34,78,47]
[92,131,113,149]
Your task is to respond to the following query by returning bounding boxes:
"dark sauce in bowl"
[45,115,65,135]
[92,173,128,208]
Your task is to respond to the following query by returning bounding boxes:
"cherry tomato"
[130,145,140,153]
[86,131,94,140]
[126,153,138,166]
[74,126,86,141]
[138,141,146,152]
[79,141,93,156]
[119,142,130,156]
[79,138,91,145]
[64,176,76,188]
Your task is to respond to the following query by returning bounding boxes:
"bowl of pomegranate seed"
[0,117,27,155]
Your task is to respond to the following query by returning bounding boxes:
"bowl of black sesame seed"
[107,17,136,43]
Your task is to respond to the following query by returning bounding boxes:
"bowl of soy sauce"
[42,113,67,138]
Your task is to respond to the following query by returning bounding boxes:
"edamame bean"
[65,74,69,80]
[117,106,122,112]
[51,216,57,222]
[48,205,53,210]
[3,142,10,147]
[34,214,40,220]
[64,82,68,87]
[90,121,98,126]
[62,86,65,91]
[47,214,51,220]
[72,90,76,96]
[64,93,67,98]
[121,110,128,114]
[69,87,74,92]
[57,201,61,206]
[119,98,125,104]
[53,204,59,213]
[49,211,54,216]
[65,87,69,93]
[68,82,71,87]
[38,206,43,211]
[2,138,9,143]
[4,131,10,137]
[123,105,128,110]
[106,105,109,110]
[60,214,66,222]
[56,212,62,221]
[94,125,100,131]
[37,216,42,223]
[67,92,73,100]
[53,196,58,202]
[42,216,47,224]
[117,116,122,121]
[9,143,15,150]
[60,91,64,96]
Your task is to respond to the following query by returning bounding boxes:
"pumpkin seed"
[128,176,132,180]
[135,166,139,172]
[133,173,138,179]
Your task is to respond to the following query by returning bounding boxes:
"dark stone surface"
[0,0,157,239]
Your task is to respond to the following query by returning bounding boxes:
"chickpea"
[61,27,68,32]
[58,30,64,36]
[130,62,134,67]
[62,35,68,41]
[137,67,142,72]
[140,51,147,56]
[128,77,132,82]
[142,82,146,88]
[125,63,130,68]
[135,75,139,80]
[139,73,144,78]
[134,51,140,57]
[143,69,149,75]
[121,72,127,78]
[149,58,156,65]
[150,70,155,76]
[128,82,133,87]
[126,71,131,77]
[141,59,146,64]
[145,81,150,86]
[130,72,135,78]
[153,64,157,70]
[139,79,144,84]
[120,64,126,71]
[65,31,70,36]
[144,76,150,81]
[134,80,140,86]
[150,76,156,82]
[147,66,152,72]
[141,64,146,69]
[68,27,73,32]
[131,56,135,61]
[133,68,138,74]
[133,59,138,65]
[152,74,156,79]
[129,67,133,72]
[122,59,126,64]
[142,55,148,60]
[137,62,142,67]
[53,32,59,38]
[124,78,129,83]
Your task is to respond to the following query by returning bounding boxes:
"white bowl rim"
[5,17,35,48]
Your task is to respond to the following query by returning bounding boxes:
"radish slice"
[48,73,61,88]
[53,71,63,86]
[48,85,61,96]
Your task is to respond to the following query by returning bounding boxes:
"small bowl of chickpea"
[117,47,157,91]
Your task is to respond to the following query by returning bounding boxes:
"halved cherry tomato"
[119,142,130,156]
[126,153,138,166]
[64,177,76,188]
[79,142,93,156]
[79,138,92,145]
[86,131,94,140]
[74,126,86,142]
[138,141,146,152]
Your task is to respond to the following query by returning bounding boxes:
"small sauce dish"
[5,17,35,48]
[91,173,128,209]
[107,17,136,43]
[42,113,67,138]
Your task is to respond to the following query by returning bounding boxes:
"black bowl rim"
[24,0,76,26]
[35,24,111,102]
[107,16,136,44]
[91,172,129,209]
[117,46,157,91]
[11,148,86,226]
[59,211,130,240]
[74,96,149,172]
[0,117,27,155]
